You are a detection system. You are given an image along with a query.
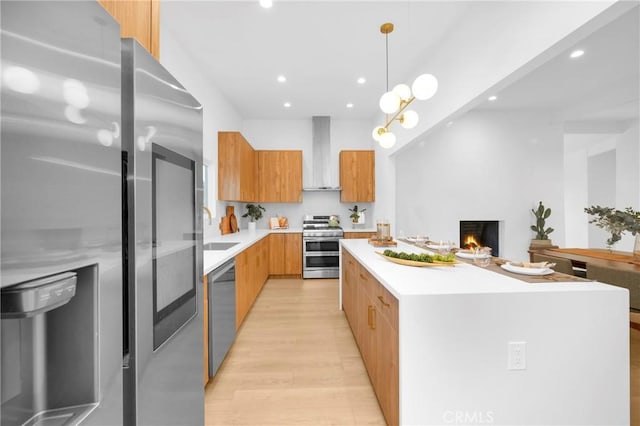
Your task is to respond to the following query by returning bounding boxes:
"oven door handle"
[303,252,340,257]
[303,236,343,242]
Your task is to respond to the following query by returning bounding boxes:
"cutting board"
[227,206,239,233]
[219,217,231,235]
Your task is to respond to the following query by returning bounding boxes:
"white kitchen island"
[340,239,629,426]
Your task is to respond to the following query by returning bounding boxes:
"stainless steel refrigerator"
[121,39,204,425]
[1,2,204,425]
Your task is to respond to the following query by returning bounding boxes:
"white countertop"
[340,239,623,299]
[203,229,301,275]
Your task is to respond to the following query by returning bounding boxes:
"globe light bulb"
[379,91,401,114]
[378,131,396,149]
[412,74,438,100]
[392,83,412,102]
[400,110,419,129]
[371,126,385,142]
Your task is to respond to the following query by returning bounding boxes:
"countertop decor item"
[376,251,456,267]
[584,205,640,253]
[348,205,366,225]
[530,201,554,249]
[242,204,265,231]
[371,22,438,149]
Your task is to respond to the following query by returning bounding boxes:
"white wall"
[564,120,639,251]
[160,25,242,240]
[375,1,631,245]
[239,118,377,230]
[395,110,565,261]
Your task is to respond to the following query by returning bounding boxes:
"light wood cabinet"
[340,150,375,202]
[257,151,303,203]
[218,132,255,202]
[234,238,268,330]
[203,274,209,386]
[98,0,159,59]
[269,233,302,276]
[343,232,377,240]
[342,248,398,425]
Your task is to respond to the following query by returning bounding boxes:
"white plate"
[455,251,488,260]
[426,244,451,250]
[405,236,427,243]
[501,262,554,276]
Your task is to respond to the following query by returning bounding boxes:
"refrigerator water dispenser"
[1,266,99,426]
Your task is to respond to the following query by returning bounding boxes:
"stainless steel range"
[302,215,344,279]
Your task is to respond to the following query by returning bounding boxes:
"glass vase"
[634,234,640,258]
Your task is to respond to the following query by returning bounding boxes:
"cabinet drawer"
[373,281,398,330]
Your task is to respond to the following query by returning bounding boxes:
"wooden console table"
[529,247,640,273]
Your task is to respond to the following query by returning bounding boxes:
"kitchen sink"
[203,242,240,251]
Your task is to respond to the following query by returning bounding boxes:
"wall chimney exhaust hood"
[303,116,341,191]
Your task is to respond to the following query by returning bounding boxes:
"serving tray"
[376,252,457,267]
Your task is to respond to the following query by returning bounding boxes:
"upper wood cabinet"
[257,151,303,203]
[340,150,375,202]
[98,0,159,59]
[218,132,255,202]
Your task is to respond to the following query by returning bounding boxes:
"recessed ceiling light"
[570,49,584,59]
[283,102,291,108]
[277,75,286,83]
[446,121,454,127]
[259,0,273,9]
[357,77,366,85]
[346,103,354,108]
[488,95,497,101]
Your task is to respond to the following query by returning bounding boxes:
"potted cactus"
[530,201,555,249]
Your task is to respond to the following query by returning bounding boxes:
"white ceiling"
[163,1,640,123]
[476,5,640,124]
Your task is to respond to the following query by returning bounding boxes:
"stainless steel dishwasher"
[208,259,236,377]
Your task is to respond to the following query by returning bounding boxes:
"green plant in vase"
[242,204,265,231]
[348,205,366,225]
[584,205,640,252]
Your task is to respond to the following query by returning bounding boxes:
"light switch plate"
[508,341,527,370]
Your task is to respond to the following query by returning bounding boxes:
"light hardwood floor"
[205,278,640,425]
[204,278,386,425]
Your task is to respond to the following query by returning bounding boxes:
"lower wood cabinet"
[342,248,399,425]
[235,238,269,330]
[343,232,377,240]
[269,233,302,277]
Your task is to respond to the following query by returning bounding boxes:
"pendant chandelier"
[372,22,438,149]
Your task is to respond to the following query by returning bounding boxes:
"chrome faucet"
[202,206,212,226]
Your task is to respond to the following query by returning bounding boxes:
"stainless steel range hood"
[303,116,341,191]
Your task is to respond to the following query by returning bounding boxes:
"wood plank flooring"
[204,278,385,425]
[205,278,640,425]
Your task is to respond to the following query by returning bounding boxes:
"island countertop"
[340,238,623,298]
[339,238,629,425]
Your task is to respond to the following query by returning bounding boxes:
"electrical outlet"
[508,341,527,370]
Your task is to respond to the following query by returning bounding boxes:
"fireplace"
[460,221,499,256]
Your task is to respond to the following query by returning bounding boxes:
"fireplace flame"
[463,234,482,249]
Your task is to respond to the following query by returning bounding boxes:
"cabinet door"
[375,314,399,426]
[343,232,376,239]
[283,233,302,275]
[341,250,358,330]
[340,150,375,202]
[280,151,302,202]
[218,132,255,202]
[98,0,159,59]
[257,151,302,203]
[268,233,285,275]
[240,139,256,201]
